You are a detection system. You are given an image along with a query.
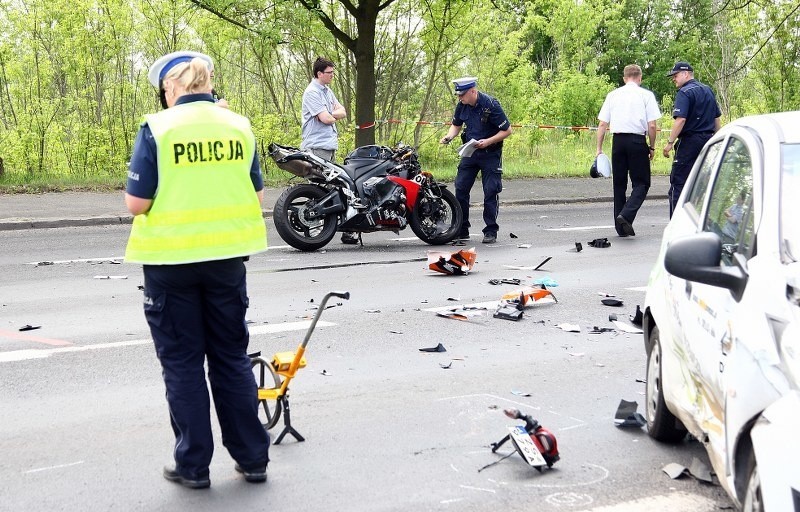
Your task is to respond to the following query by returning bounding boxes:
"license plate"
[508,426,547,467]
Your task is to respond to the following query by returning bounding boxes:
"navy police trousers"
[143,258,269,480]
[455,149,503,236]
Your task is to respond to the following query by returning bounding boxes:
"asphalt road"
[0,200,735,511]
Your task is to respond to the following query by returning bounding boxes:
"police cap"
[452,76,478,95]
[667,61,693,77]
[148,51,214,88]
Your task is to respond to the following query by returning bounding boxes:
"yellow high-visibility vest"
[125,102,267,264]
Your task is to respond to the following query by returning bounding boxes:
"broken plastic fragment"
[501,286,557,306]
[612,320,643,334]
[511,390,532,397]
[614,399,646,428]
[427,248,477,275]
[439,361,452,369]
[19,324,41,332]
[630,305,643,326]
[493,302,523,321]
[662,458,711,482]
[517,243,532,248]
[419,343,447,352]
[532,277,558,288]
[588,237,611,248]
[510,232,518,239]
[556,323,580,333]
[574,242,582,252]
[601,298,624,307]
[488,278,521,286]
[588,326,615,334]
[533,256,552,271]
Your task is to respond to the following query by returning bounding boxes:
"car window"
[782,143,800,262]
[686,140,723,218]
[703,137,753,265]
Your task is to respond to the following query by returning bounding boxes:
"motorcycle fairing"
[387,175,422,208]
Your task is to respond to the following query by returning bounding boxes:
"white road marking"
[545,225,613,232]
[459,484,496,494]
[24,460,85,474]
[573,491,718,511]
[0,320,335,363]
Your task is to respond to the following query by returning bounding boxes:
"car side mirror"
[664,232,747,300]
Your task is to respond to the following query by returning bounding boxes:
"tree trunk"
[354,8,377,147]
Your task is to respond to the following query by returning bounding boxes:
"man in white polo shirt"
[596,64,661,237]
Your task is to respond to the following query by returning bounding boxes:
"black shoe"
[457,231,470,241]
[341,232,359,245]
[615,215,635,237]
[163,466,210,489]
[482,233,497,244]
[235,463,267,483]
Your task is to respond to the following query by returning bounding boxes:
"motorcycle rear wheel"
[273,184,338,251]
[409,187,462,245]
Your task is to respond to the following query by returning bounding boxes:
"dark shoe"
[341,232,359,245]
[616,215,635,237]
[163,466,210,489]
[235,463,267,483]
[482,233,497,244]
[458,231,470,241]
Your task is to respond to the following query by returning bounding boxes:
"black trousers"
[669,133,713,217]
[611,133,651,234]
[455,149,503,236]
[143,258,269,480]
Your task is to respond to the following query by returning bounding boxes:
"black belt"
[613,133,645,137]
[681,131,714,138]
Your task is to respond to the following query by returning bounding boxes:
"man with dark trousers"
[663,61,721,217]
[440,77,512,244]
[596,64,661,237]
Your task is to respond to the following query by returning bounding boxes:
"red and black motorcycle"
[268,143,463,251]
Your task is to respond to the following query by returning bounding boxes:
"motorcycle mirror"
[503,408,521,420]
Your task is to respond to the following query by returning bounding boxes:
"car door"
[671,133,756,457]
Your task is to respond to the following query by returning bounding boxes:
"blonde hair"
[623,64,642,78]
[163,58,212,94]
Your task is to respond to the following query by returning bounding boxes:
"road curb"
[0,194,668,232]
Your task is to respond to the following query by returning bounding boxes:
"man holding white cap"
[596,64,661,237]
[440,77,512,244]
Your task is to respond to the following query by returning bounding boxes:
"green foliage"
[0,0,797,189]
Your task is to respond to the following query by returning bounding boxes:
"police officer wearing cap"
[125,51,270,489]
[440,77,512,244]
[662,61,721,217]
[596,64,661,237]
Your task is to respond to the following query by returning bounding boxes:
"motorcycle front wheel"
[409,187,463,245]
[273,184,338,251]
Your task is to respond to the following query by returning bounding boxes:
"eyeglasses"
[322,70,335,75]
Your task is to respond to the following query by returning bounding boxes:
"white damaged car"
[643,111,800,511]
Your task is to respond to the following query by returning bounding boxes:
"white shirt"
[598,82,661,135]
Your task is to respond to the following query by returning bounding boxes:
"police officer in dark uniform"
[440,77,512,244]
[662,61,721,217]
[125,51,269,489]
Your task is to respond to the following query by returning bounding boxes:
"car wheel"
[742,458,763,512]
[645,325,687,442]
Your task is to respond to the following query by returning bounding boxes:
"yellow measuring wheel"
[250,291,350,444]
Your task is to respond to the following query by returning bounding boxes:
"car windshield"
[782,143,800,262]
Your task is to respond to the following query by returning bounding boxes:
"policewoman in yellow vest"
[124,51,269,489]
